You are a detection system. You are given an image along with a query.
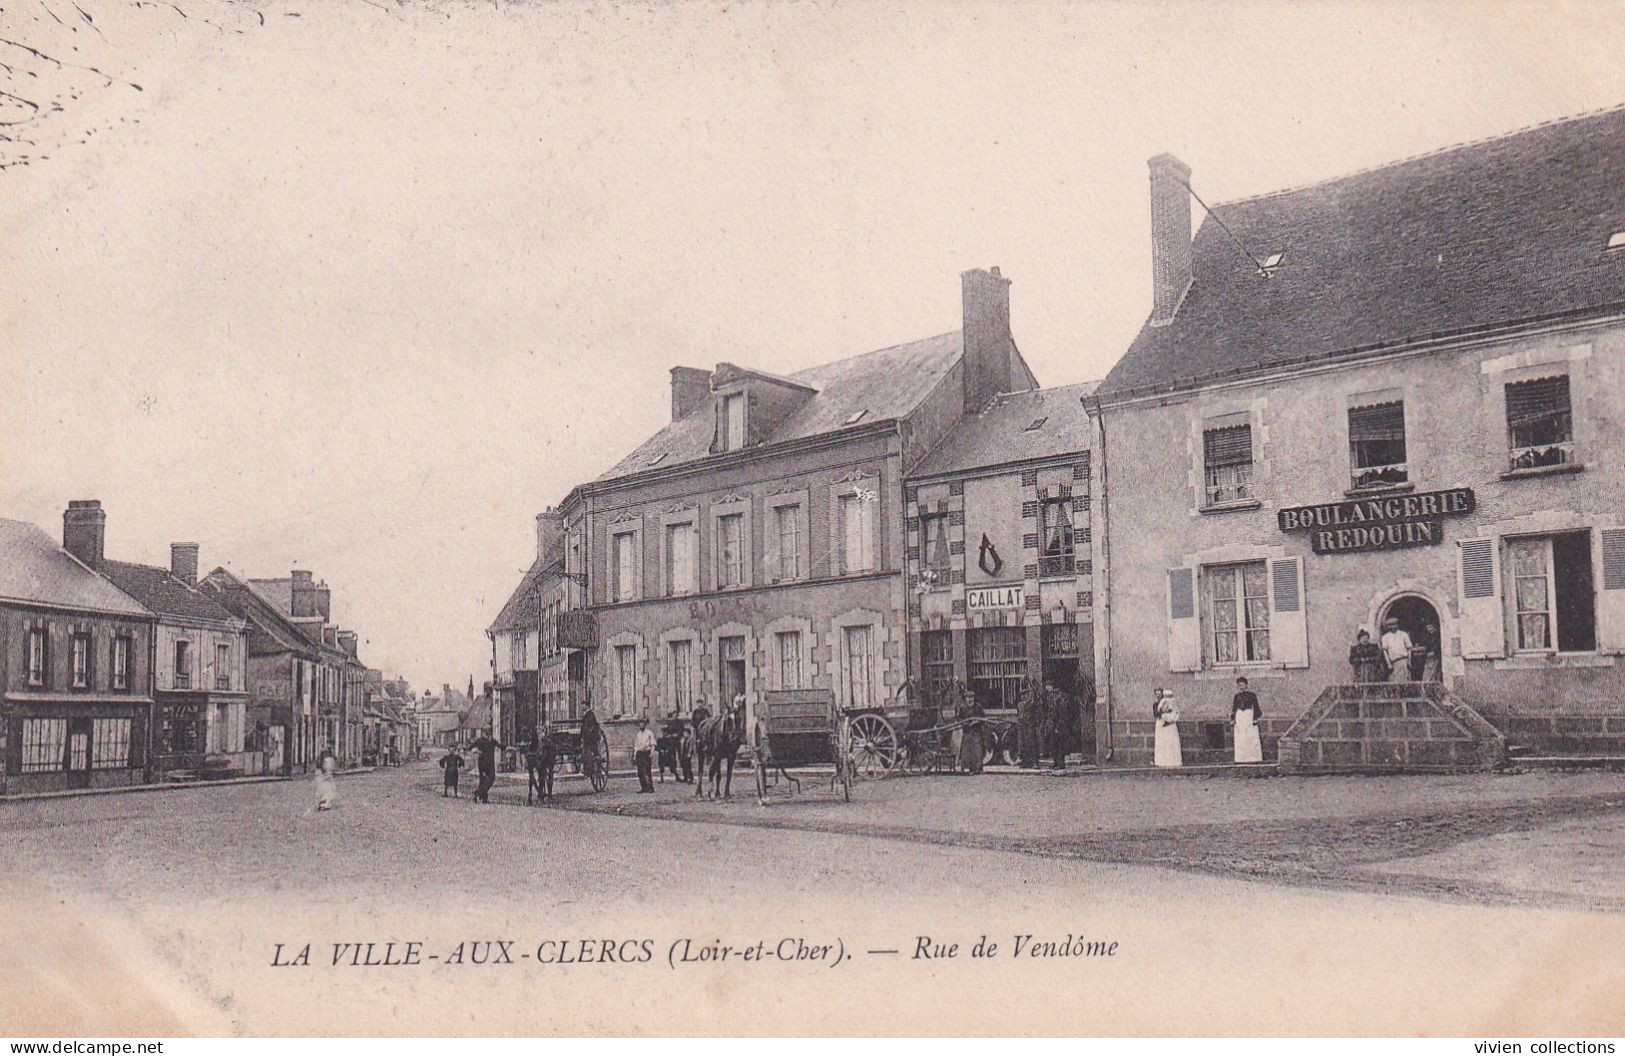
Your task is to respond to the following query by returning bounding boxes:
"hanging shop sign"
[966,585,1024,611]
[556,610,599,650]
[1278,487,1475,554]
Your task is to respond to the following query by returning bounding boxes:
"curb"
[1,764,390,803]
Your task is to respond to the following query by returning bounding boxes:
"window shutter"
[1267,557,1309,668]
[1596,529,1625,653]
[1457,538,1504,660]
[1203,424,1252,467]
[1166,567,1200,672]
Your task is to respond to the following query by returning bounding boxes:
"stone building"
[0,504,157,794]
[1088,107,1625,768]
[904,381,1098,758]
[558,268,1037,732]
[102,541,253,778]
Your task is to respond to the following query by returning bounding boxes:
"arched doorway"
[1380,594,1442,682]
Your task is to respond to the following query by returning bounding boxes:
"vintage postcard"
[2,0,1624,1040]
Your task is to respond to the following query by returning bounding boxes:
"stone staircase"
[1277,682,1506,774]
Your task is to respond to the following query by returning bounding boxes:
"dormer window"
[1607,231,1625,252]
[1023,416,1048,432]
[844,410,868,425]
[1257,252,1284,276]
[722,393,746,451]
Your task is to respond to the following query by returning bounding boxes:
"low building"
[0,504,158,793]
[1089,107,1625,768]
[102,541,254,778]
[904,381,1098,759]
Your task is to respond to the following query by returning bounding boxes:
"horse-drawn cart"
[545,719,609,793]
[751,689,853,804]
[842,681,1019,777]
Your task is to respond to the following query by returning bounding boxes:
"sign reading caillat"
[965,585,1024,610]
[1278,487,1475,554]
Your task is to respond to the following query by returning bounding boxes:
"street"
[4,762,1624,1036]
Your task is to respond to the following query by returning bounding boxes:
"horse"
[525,736,556,804]
[693,700,746,800]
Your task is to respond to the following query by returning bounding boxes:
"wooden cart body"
[752,689,851,803]
[545,720,609,792]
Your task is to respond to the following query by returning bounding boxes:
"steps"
[1277,682,1506,774]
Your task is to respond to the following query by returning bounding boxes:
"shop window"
[1039,498,1075,577]
[112,635,131,691]
[1505,375,1574,470]
[26,627,47,687]
[1349,401,1409,489]
[91,717,132,769]
[774,505,802,581]
[968,627,1026,711]
[21,718,67,772]
[920,513,951,580]
[842,625,875,708]
[1202,423,1254,506]
[1202,561,1271,665]
[1506,532,1595,653]
[921,630,954,693]
[70,632,91,689]
[174,639,192,689]
[775,631,803,689]
[717,514,745,588]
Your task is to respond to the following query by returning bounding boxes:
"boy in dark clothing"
[439,749,464,796]
[467,732,502,803]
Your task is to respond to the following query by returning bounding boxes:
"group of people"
[437,731,503,802]
[1348,619,1441,683]
[1150,676,1264,769]
[1015,679,1081,771]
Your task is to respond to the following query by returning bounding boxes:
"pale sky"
[3,0,1622,691]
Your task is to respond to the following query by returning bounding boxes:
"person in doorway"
[467,729,502,803]
[1419,621,1442,683]
[956,691,985,775]
[439,747,465,796]
[1043,679,1073,771]
[1230,677,1264,764]
[1348,628,1387,683]
[1380,617,1414,682]
[633,718,656,793]
[1153,689,1182,768]
[313,750,339,810]
[1016,678,1042,769]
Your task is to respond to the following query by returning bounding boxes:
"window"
[717,514,745,588]
[26,627,46,687]
[843,625,875,707]
[21,718,67,772]
[1203,423,1254,506]
[209,703,244,754]
[667,639,693,713]
[216,642,232,689]
[1349,401,1408,489]
[665,522,697,596]
[968,627,1025,710]
[70,633,91,689]
[841,491,875,573]
[1506,533,1595,653]
[844,409,868,425]
[1506,375,1574,470]
[614,645,638,714]
[723,394,746,451]
[1608,231,1625,251]
[774,505,802,581]
[920,513,950,580]
[1023,417,1048,432]
[775,631,803,689]
[112,635,130,691]
[1039,497,1075,577]
[611,531,636,601]
[91,717,131,769]
[174,640,192,689]
[921,630,954,693]
[1202,561,1271,665]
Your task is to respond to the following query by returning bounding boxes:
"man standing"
[1043,680,1072,771]
[467,729,502,803]
[633,718,656,793]
[1380,618,1414,683]
[1016,679,1042,769]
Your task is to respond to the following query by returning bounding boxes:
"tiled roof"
[487,558,559,634]
[913,381,1098,478]
[199,569,318,656]
[102,560,242,626]
[598,331,963,481]
[0,519,153,617]
[1098,106,1625,400]
[461,698,492,730]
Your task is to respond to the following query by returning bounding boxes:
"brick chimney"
[536,507,564,566]
[1149,153,1193,327]
[63,500,107,569]
[670,366,711,421]
[170,542,200,585]
[961,266,1014,414]
[337,630,358,658]
[291,570,321,618]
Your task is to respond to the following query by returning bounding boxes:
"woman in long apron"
[1152,689,1183,768]
[1230,676,1264,764]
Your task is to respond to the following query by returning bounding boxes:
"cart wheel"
[847,713,898,778]
[903,731,936,775]
[588,740,608,793]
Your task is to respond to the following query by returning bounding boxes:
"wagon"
[844,681,1019,777]
[545,719,610,793]
[751,689,853,803]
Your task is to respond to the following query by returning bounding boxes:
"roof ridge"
[1215,102,1625,209]
[788,329,961,380]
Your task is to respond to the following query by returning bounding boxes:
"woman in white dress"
[1230,676,1264,764]
[313,750,339,811]
[1152,688,1183,768]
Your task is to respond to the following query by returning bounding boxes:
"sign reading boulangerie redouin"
[1278,487,1476,554]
